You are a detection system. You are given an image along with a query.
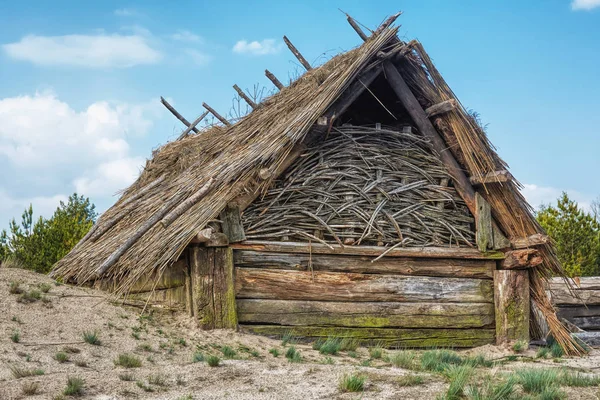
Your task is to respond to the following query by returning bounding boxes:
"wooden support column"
[476,192,493,252]
[220,204,246,243]
[189,245,237,329]
[494,269,530,345]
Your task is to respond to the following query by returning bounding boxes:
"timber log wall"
[551,277,600,331]
[231,242,497,348]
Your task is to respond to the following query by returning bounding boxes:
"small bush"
[119,373,135,381]
[269,348,280,357]
[18,289,41,303]
[550,343,564,358]
[207,355,220,367]
[38,283,52,293]
[441,365,473,400]
[82,330,100,346]
[192,352,205,363]
[536,347,550,359]
[560,371,600,387]
[421,349,462,372]
[220,345,236,359]
[281,330,297,346]
[148,374,167,386]
[322,356,334,364]
[463,354,493,368]
[178,338,187,347]
[11,330,21,343]
[319,337,341,355]
[397,374,425,387]
[10,366,44,379]
[55,352,69,363]
[9,281,23,294]
[285,346,302,363]
[512,340,527,353]
[464,376,516,400]
[339,337,359,352]
[516,368,559,394]
[390,350,418,370]
[538,386,566,400]
[63,376,84,396]
[21,381,39,395]
[339,373,365,393]
[369,347,383,359]
[137,343,153,352]
[136,380,154,392]
[348,350,358,358]
[114,353,142,368]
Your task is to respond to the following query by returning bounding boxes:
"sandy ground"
[1,267,600,400]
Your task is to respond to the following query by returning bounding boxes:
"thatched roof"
[52,17,581,354]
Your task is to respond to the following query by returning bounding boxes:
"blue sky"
[1,0,599,226]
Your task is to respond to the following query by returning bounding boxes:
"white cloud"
[2,33,162,68]
[114,8,142,17]
[184,48,212,66]
[170,30,202,43]
[0,92,161,223]
[571,0,600,10]
[232,39,281,55]
[521,183,594,211]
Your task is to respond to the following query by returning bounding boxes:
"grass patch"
[397,374,425,387]
[440,365,473,400]
[9,281,23,294]
[192,352,205,363]
[74,360,88,368]
[220,345,236,359]
[285,346,302,363]
[516,368,559,394]
[207,355,220,367]
[178,338,187,347]
[38,282,52,293]
[269,348,280,357]
[339,337,359,351]
[464,376,516,400]
[536,347,550,359]
[390,350,418,370]
[148,374,168,386]
[119,372,135,381]
[136,380,154,392]
[11,330,21,343]
[114,353,142,368]
[82,330,101,346]
[55,352,69,363]
[63,376,84,396]
[18,289,42,303]
[538,386,566,400]
[281,330,297,346]
[550,343,564,358]
[369,347,383,359]
[10,366,44,379]
[339,373,365,393]
[560,370,600,387]
[318,337,342,355]
[348,350,359,358]
[21,381,39,395]
[421,349,462,372]
[512,340,527,353]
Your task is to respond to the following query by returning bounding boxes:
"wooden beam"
[160,97,200,134]
[233,84,258,109]
[425,99,457,118]
[202,102,231,126]
[494,269,530,345]
[160,178,214,228]
[220,204,246,243]
[382,61,477,215]
[346,15,368,41]
[265,69,284,90]
[374,12,402,36]
[501,249,543,269]
[231,240,505,260]
[511,233,550,249]
[469,170,512,185]
[476,192,493,252]
[177,110,208,140]
[283,36,312,71]
[236,268,494,303]
[191,228,214,243]
[492,225,511,250]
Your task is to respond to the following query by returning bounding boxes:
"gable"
[242,125,475,248]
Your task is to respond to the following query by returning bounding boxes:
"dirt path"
[1,267,599,399]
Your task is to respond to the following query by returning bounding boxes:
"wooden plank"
[213,247,237,329]
[492,226,511,250]
[233,250,495,279]
[160,97,200,134]
[220,204,246,243]
[283,36,312,71]
[240,325,494,348]
[470,170,512,185]
[382,60,477,217]
[550,276,600,290]
[425,99,457,118]
[237,299,494,328]
[494,270,530,345]
[556,305,600,319]
[501,249,543,269]
[476,193,493,252]
[511,233,550,249]
[231,240,504,260]
[235,268,493,303]
[551,288,600,306]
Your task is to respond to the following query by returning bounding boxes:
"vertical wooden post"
[494,269,530,345]
[189,245,237,329]
[476,193,493,252]
[221,204,246,243]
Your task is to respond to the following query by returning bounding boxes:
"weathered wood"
[233,84,258,109]
[240,325,494,348]
[494,270,530,345]
[511,234,550,249]
[550,276,600,290]
[202,102,231,126]
[236,268,493,303]
[501,249,543,269]
[233,250,495,279]
[572,332,600,347]
[551,288,600,306]
[160,97,200,134]
[220,204,246,243]
[346,15,369,41]
[231,241,504,260]
[189,246,237,329]
[283,36,312,71]
[492,226,511,250]
[469,170,512,185]
[265,69,284,90]
[128,260,187,293]
[476,192,493,252]
[237,299,494,328]
[192,228,214,243]
[120,176,165,208]
[382,61,477,217]
[205,232,229,247]
[373,12,402,36]
[177,110,209,140]
[425,99,457,118]
[160,178,214,228]
[126,286,187,311]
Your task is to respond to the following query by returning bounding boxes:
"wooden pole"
[476,193,493,252]
[265,69,284,90]
[494,270,530,345]
[233,84,258,109]
[160,178,214,228]
[382,61,477,216]
[202,103,231,126]
[177,110,209,140]
[374,12,402,36]
[346,16,368,41]
[160,97,200,134]
[283,36,312,71]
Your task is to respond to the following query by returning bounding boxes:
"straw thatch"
[52,18,580,353]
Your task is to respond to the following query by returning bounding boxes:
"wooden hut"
[52,14,581,353]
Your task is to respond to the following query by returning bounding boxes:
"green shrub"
[63,376,84,396]
[390,350,418,370]
[207,355,220,367]
[114,353,142,368]
[339,337,359,351]
[119,373,135,381]
[38,283,52,293]
[560,371,600,387]
[421,349,463,372]
[269,348,280,357]
[512,340,527,353]
[397,374,425,387]
[220,345,236,359]
[148,374,167,386]
[538,386,566,400]
[192,352,205,363]
[11,330,20,343]
[441,365,473,400]
[18,290,41,303]
[82,330,100,346]
[536,347,550,359]
[464,376,516,400]
[550,343,564,358]
[9,281,23,294]
[55,352,69,363]
[285,346,302,363]
[10,366,44,379]
[319,337,341,355]
[281,330,297,346]
[516,368,559,394]
[348,350,358,358]
[369,347,383,359]
[339,374,365,392]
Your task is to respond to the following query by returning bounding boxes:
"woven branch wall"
[243,126,475,247]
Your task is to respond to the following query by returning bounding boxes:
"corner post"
[493,269,530,346]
